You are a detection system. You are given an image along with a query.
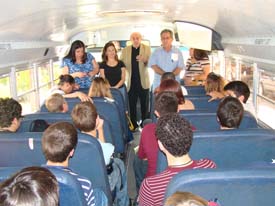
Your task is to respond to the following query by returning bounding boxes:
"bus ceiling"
[0,0,275,63]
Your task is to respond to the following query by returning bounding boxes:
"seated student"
[217,96,244,129]
[165,191,221,206]
[71,102,129,205]
[224,81,255,116]
[134,92,178,193]
[158,79,194,110]
[0,98,22,133]
[138,113,216,206]
[88,77,114,101]
[48,74,90,102]
[0,166,59,206]
[205,72,226,99]
[154,72,188,95]
[42,122,96,206]
[45,93,69,113]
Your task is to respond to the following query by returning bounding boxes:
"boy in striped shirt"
[42,122,96,206]
[138,113,216,206]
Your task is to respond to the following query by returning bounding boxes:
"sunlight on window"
[16,69,33,95]
[0,76,11,98]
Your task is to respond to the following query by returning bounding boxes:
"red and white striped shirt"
[138,158,216,206]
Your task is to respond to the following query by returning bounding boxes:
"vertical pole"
[10,67,18,100]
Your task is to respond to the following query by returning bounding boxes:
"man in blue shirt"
[149,29,184,89]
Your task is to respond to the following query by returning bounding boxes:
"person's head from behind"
[42,122,77,164]
[0,166,59,206]
[161,72,176,82]
[159,79,185,104]
[193,49,209,61]
[165,191,208,206]
[71,101,98,132]
[45,93,68,113]
[224,81,250,103]
[66,40,86,63]
[154,91,178,117]
[0,98,22,132]
[88,77,113,99]
[58,74,75,94]
[205,72,225,93]
[217,96,244,129]
[102,41,118,63]
[130,32,142,48]
[156,113,193,157]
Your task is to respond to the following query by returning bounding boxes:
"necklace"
[169,160,193,168]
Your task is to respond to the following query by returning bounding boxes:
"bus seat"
[152,110,258,131]
[184,85,205,95]
[110,88,129,139]
[111,87,128,113]
[0,132,112,205]
[92,97,126,154]
[179,110,258,131]
[150,95,220,120]
[187,96,221,111]
[45,97,125,154]
[77,88,89,94]
[156,128,275,173]
[118,84,129,113]
[40,98,83,112]
[164,168,275,206]
[17,112,114,145]
[46,167,87,206]
[0,166,87,206]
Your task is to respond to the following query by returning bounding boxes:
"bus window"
[259,70,275,101]
[211,50,225,76]
[225,58,237,81]
[53,61,62,82]
[0,74,11,98]
[257,69,275,128]
[240,62,253,92]
[38,63,52,105]
[18,92,37,114]
[38,64,50,86]
[16,69,33,95]
[16,68,37,114]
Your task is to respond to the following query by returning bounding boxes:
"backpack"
[29,119,49,132]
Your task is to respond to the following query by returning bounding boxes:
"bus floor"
[126,129,142,204]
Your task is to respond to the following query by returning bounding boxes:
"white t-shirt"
[98,140,115,165]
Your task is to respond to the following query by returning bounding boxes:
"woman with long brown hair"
[99,41,126,89]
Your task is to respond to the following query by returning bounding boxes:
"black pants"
[128,85,149,128]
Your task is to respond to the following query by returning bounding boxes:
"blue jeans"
[133,154,148,194]
[94,188,108,206]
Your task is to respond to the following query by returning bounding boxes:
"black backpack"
[29,119,49,132]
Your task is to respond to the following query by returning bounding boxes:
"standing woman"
[100,42,126,89]
[62,40,99,89]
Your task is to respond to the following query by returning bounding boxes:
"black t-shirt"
[100,60,125,87]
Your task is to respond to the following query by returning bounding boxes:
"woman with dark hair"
[46,74,90,102]
[183,48,210,85]
[99,41,126,88]
[62,40,99,89]
[158,79,195,110]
